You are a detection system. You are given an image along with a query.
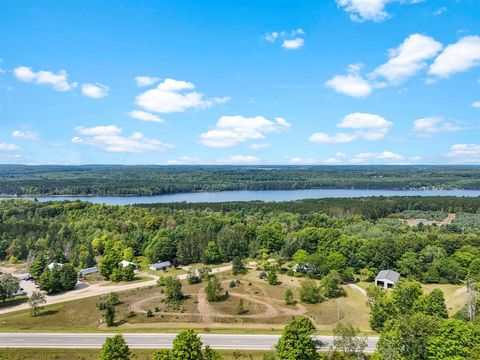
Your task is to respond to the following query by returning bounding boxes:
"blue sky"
[1,0,480,165]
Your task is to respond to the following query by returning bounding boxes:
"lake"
[1,188,480,205]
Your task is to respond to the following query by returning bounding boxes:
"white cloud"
[0,143,20,151]
[264,29,305,50]
[472,100,480,108]
[429,36,480,78]
[166,156,201,165]
[311,113,393,144]
[12,130,37,140]
[249,143,271,150]
[135,78,230,113]
[372,34,443,85]
[335,0,389,22]
[324,152,347,164]
[351,151,405,164]
[288,156,317,164]
[13,66,77,91]
[135,76,160,87]
[413,116,462,137]
[336,0,424,22]
[71,125,172,153]
[446,144,480,163]
[220,155,260,165]
[309,133,357,144]
[128,110,163,123]
[199,115,292,148]
[326,70,372,98]
[282,38,304,50]
[433,6,447,16]
[81,83,109,99]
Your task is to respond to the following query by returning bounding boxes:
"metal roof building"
[375,270,401,289]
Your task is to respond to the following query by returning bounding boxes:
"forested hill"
[1,165,480,196]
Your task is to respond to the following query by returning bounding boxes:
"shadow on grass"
[0,296,28,309]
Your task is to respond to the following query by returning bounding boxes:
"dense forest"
[1,165,480,196]
[1,197,480,285]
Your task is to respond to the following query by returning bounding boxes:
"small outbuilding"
[47,262,63,270]
[78,266,99,277]
[119,260,139,269]
[375,270,401,289]
[149,261,172,271]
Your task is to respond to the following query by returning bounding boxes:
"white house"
[149,261,172,271]
[119,260,138,269]
[375,270,401,289]
[47,262,63,270]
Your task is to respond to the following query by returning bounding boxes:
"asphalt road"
[0,333,379,351]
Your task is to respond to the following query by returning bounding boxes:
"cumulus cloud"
[81,83,109,99]
[326,67,372,98]
[413,116,462,137]
[220,155,260,165]
[0,143,20,151]
[324,152,347,164]
[371,34,443,85]
[128,110,163,123]
[282,38,305,50]
[166,156,201,165]
[135,76,160,87]
[12,130,37,140]
[288,156,317,164]
[13,66,78,91]
[199,115,292,148]
[310,113,392,144]
[446,144,480,163]
[429,36,480,78]
[71,125,172,153]
[336,0,424,22]
[351,151,405,164]
[264,29,305,50]
[473,100,480,108]
[135,78,230,113]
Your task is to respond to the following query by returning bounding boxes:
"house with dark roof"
[375,270,401,289]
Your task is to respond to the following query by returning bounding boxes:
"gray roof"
[376,270,400,282]
[79,266,98,275]
[150,261,172,269]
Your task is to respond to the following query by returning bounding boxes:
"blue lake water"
[1,188,480,205]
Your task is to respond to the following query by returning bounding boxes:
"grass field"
[0,348,269,360]
[0,269,376,334]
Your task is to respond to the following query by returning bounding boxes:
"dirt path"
[349,283,367,297]
[446,286,467,300]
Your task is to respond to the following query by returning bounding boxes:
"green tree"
[0,273,20,303]
[413,289,448,318]
[256,223,285,253]
[103,302,116,327]
[205,276,225,302]
[428,319,480,359]
[333,322,367,359]
[236,299,247,315]
[100,249,121,280]
[299,279,323,304]
[369,297,399,332]
[59,263,77,291]
[320,272,343,298]
[28,291,46,317]
[392,279,423,315]
[366,284,386,305]
[377,313,439,360]
[164,276,183,303]
[98,334,131,360]
[283,288,296,305]
[30,252,47,279]
[203,345,223,360]
[276,316,321,360]
[232,256,246,275]
[202,241,223,264]
[267,267,279,285]
[171,329,203,360]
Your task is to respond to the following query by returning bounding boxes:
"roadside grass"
[0,296,28,309]
[0,348,268,360]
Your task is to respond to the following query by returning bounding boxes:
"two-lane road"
[0,333,379,351]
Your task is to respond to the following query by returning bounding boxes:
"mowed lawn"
[0,270,375,334]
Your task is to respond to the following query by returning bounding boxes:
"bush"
[229,280,237,288]
[300,279,323,304]
[146,309,154,318]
